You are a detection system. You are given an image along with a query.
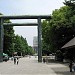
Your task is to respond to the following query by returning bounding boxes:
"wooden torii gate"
[0,15,51,62]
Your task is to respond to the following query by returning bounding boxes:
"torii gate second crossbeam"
[0,15,51,62]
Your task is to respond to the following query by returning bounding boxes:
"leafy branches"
[42,1,75,55]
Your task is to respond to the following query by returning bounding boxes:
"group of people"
[14,57,19,65]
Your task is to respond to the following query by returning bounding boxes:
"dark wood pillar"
[0,18,3,62]
[38,18,42,62]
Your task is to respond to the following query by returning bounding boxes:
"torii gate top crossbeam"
[0,15,51,19]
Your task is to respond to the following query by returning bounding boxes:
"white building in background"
[33,36,38,53]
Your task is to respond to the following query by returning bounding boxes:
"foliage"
[0,13,15,56]
[14,35,34,56]
[28,46,35,55]
[55,50,63,61]
[64,0,75,8]
[14,35,27,56]
[42,0,75,55]
[3,21,15,56]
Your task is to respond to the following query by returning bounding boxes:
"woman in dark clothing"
[69,60,73,72]
[14,57,16,64]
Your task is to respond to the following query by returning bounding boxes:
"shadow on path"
[47,59,75,75]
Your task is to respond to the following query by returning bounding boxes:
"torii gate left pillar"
[0,18,3,62]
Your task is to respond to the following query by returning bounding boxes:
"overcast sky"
[0,0,64,46]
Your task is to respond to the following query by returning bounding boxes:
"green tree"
[14,35,34,56]
[28,46,35,55]
[42,1,75,55]
[64,0,75,8]
[20,36,29,55]
[0,13,15,56]
[3,20,15,56]
[14,35,26,55]
[4,25,15,56]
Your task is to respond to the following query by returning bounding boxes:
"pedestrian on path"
[43,57,46,63]
[17,57,19,65]
[73,63,75,72]
[69,60,73,72]
[14,57,16,64]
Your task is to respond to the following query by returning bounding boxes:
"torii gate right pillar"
[38,18,42,62]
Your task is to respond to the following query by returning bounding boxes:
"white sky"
[0,0,64,46]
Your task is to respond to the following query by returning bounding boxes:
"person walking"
[73,63,75,72]
[17,57,19,65]
[14,57,16,64]
[43,57,46,63]
[69,60,73,72]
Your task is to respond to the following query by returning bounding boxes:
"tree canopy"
[42,0,75,55]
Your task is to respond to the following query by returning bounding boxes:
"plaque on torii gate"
[0,15,51,62]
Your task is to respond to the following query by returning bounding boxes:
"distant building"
[33,36,38,53]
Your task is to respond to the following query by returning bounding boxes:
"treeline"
[42,0,75,55]
[0,13,34,56]
[14,35,34,56]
